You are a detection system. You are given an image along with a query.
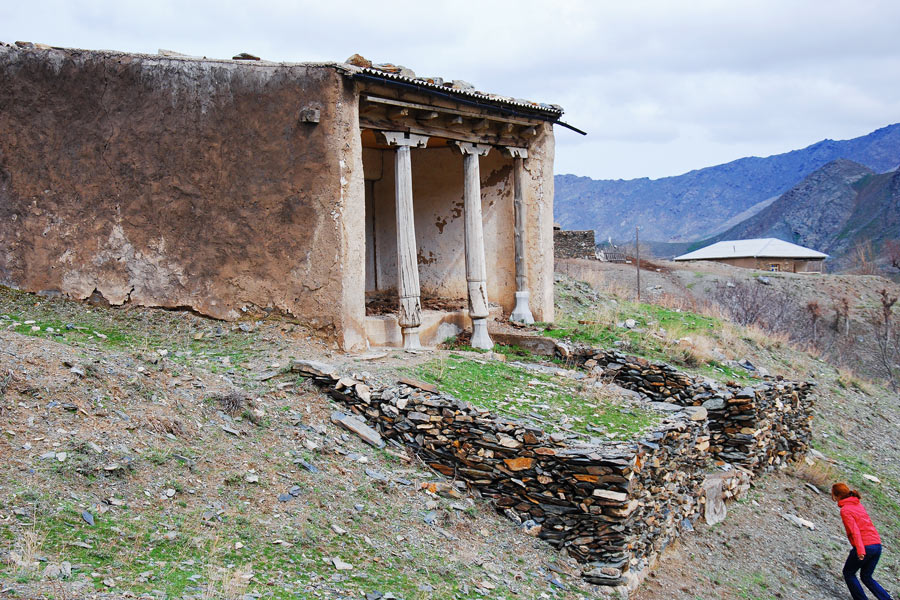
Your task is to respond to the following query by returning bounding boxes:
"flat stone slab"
[292,360,338,379]
[331,411,385,449]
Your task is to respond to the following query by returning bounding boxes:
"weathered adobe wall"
[564,347,814,472]
[554,229,596,259]
[362,122,555,322]
[293,360,708,589]
[0,44,367,350]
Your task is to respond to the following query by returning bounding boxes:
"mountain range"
[554,123,900,251]
[674,159,900,268]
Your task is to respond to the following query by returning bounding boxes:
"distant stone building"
[554,228,597,259]
[674,238,827,273]
[0,43,566,350]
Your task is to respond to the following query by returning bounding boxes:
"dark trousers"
[843,544,893,600]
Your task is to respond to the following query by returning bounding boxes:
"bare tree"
[807,301,823,346]
[832,295,851,337]
[711,279,795,330]
[852,240,878,275]
[884,239,900,273]
[872,288,899,391]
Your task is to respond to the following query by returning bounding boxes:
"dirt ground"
[634,473,892,600]
[2,276,900,600]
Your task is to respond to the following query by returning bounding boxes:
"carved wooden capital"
[379,131,429,148]
[501,146,528,159]
[452,141,491,157]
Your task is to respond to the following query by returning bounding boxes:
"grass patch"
[413,354,660,439]
[0,285,263,377]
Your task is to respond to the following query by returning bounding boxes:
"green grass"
[0,285,262,377]
[413,353,660,439]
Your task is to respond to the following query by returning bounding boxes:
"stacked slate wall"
[566,348,814,472]
[294,361,708,588]
[554,230,597,259]
[294,353,814,591]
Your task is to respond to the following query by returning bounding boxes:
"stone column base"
[510,291,535,324]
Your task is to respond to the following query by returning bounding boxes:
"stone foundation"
[292,350,813,593]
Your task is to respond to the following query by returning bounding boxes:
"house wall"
[361,122,555,321]
[710,258,825,273]
[0,45,367,350]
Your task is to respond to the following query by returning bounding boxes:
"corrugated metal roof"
[673,238,829,261]
[353,66,564,117]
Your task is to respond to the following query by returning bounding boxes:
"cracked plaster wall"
[0,45,367,350]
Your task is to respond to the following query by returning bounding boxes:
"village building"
[0,43,568,351]
[673,238,828,273]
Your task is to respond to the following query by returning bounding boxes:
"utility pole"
[635,226,641,303]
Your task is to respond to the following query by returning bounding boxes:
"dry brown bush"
[791,460,840,492]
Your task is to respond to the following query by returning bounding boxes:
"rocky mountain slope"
[554,123,900,243]
[687,160,900,268]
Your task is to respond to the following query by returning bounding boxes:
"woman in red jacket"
[832,483,894,600]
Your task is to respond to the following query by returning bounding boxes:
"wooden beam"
[362,95,541,127]
[359,116,529,148]
[447,115,464,126]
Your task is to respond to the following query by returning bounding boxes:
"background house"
[673,238,828,273]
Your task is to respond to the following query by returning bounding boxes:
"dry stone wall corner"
[292,349,814,595]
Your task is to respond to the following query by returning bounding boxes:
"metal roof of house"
[673,238,829,261]
[353,66,564,118]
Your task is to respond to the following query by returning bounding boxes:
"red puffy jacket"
[839,496,881,557]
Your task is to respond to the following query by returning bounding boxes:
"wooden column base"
[470,318,493,350]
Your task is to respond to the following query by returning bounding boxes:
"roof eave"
[347,66,564,120]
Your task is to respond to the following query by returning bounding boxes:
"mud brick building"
[0,44,569,350]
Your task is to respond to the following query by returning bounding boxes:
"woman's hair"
[832,482,861,500]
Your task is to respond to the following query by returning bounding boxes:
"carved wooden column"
[381,132,429,349]
[454,141,493,349]
[503,147,534,324]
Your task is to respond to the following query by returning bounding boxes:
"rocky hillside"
[555,123,900,243]
[687,160,900,269]
[2,275,900,600]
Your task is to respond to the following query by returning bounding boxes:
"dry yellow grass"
[12,528,44,574]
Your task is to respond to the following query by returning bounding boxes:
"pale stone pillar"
[503,147,534,324]
[453,141,493,349]
[381,132,429,349]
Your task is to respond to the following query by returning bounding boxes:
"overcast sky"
[3,0,899,180]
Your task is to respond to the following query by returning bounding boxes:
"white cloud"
[2,0,899,179]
